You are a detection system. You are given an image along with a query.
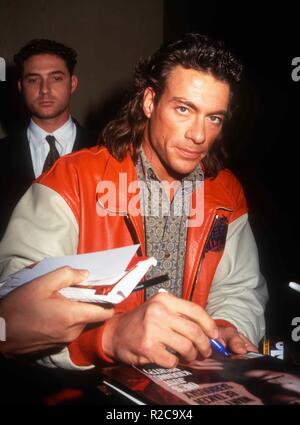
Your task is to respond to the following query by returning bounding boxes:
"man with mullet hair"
[0,33,268,369]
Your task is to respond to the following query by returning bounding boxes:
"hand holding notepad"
[0,245,160,304]
[60,256,157,303]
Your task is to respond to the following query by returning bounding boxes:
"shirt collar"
[28,116,74,151]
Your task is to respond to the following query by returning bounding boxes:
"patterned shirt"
[135,149,204,299]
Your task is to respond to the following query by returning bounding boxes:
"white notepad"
[0,245,157,304]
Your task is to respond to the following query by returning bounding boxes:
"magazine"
[100,353,300,405]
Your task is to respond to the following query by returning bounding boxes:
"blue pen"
[210,338,231,357]
[158,289,231,358]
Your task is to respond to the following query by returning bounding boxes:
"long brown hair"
[101,33,243,178]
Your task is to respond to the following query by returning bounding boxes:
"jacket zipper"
[188,207,232,301]
[96,193,143,257]
[124,214,143,257]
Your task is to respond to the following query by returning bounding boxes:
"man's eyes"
[26,77,38,84]
[25,75,64,83]
[176,106,190,114]
[208,115,224,125]
[175,107,225,125]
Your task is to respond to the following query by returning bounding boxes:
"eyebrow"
[171,96,228,116]
[23,70,66,78]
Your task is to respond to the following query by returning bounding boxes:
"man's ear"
[71,75,78,94]
[143,87,155,118]
[17,79,22,93]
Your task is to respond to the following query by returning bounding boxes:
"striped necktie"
[43,135,60,172]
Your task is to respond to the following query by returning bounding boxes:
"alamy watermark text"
[0,316,6,341]
[0,57,6,81]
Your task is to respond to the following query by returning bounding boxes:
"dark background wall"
[164,0,300,337]
[0,0,163,138]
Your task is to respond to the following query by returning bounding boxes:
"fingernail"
[158,288,168,293]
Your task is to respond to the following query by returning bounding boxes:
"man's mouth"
[176,147,203,160]
[38,99,55,106]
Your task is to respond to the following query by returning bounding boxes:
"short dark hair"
[102,33,243,178]
[14,39,77,76]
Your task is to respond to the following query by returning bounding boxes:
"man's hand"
[102,292,218,368]
[218,326,258,354]
[0,266,114,355]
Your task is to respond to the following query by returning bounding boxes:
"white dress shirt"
[27,117,77,178]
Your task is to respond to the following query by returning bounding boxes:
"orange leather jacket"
[38,146,248,366]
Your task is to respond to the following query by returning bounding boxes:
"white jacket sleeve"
[0,183,90,370]
[0,183,78,279]
[206,213,268,346]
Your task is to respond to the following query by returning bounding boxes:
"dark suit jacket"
[0,120,94,239]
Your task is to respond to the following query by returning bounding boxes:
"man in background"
[0,39,93,238]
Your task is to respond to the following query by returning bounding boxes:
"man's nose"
[40,79,50,94]
[185,117,206,144]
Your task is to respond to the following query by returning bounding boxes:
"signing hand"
[102,291,218,368]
